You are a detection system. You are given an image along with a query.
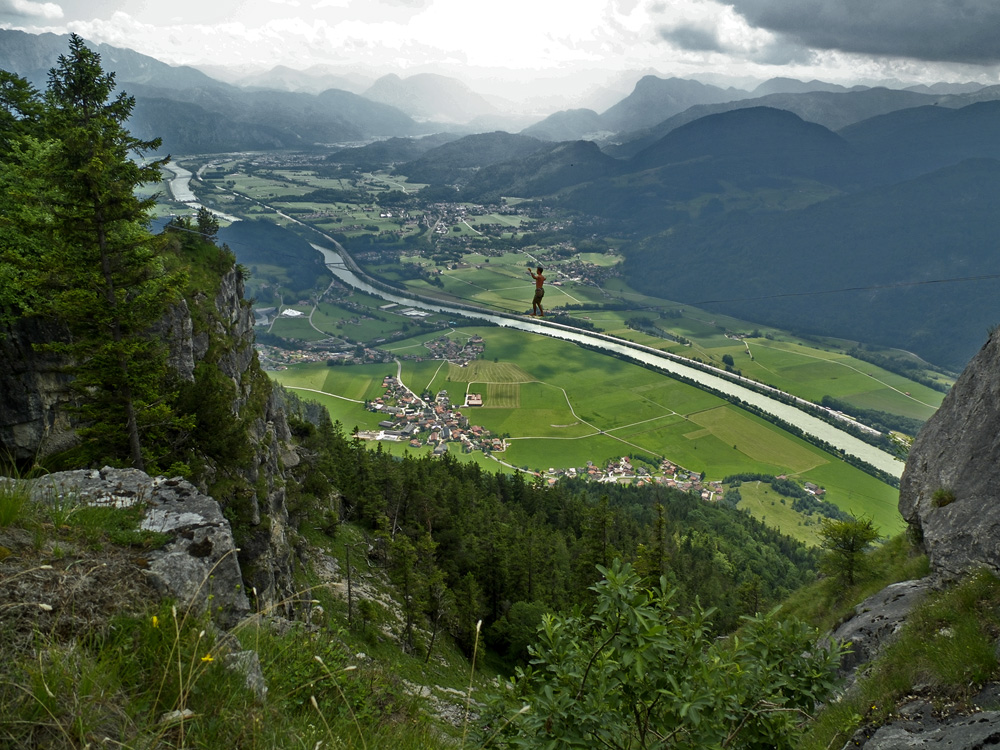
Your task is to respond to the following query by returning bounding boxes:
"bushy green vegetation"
[480,560,843,749]
[800,569,1000,750]
[283,412,820,644]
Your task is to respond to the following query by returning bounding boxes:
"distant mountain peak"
[363,72,498,124]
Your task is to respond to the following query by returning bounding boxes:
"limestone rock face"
[27,467,250,627]
[0,263,296,617]
[829,579,933,679]
[845,709,1000,749]
[0,317,79,461]
[898,333,1000,580]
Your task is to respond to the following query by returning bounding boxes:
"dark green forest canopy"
[380,104,1000,370]
[620,157,1000,370]
[284,409,819,654]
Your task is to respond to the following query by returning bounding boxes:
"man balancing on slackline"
[528,266,545,317]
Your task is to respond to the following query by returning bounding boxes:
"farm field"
[737,480,826,547]
[270,325,905,538]
[183,159,948,428]
[171,158,935,542]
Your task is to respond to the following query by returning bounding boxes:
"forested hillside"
[284,412,819,652]
[621,157,1000,368]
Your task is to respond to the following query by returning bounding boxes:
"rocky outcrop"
[846,706,1000,749]
[835,332,1000,749]
[25,467,250,627]
[899,332,1000,580]
[201,267,296,613]
[0,262,297,618]
[830,578,933,680]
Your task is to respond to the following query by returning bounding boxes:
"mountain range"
[4,29,1000,368]
[373,101,1000,368]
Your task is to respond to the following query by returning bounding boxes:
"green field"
[167,160,928,542]
[738,481,826,547]
[181,161,949,428]
[270,326,904,537]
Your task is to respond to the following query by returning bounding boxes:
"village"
[358,374,729,500]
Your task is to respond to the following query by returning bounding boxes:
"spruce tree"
[25,34,182,469]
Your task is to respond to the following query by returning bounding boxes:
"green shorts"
[532,287,544,304]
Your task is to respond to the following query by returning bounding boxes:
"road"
[160,162,904,479]
[312,244,905,479]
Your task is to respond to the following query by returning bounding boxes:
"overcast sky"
[4,0,1000,100]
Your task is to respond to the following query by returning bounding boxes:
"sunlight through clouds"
[6,0,1000,90]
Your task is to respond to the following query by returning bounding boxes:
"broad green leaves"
[482,560,844,749]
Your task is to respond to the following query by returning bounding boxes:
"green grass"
[738,481,826,546]
[0,503,483,750]
[0,478,29,527]
[273,324,905,538]
[798,566,999,750]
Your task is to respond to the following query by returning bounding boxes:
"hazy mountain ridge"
[520,108,607,141]
[839,99,1000,184]
[0,29,427,153]
[325,133,461,169]
[225,63,373,94]
[391,131,549,185]
[599,74,749,131]
[603,87,955,159]
[628,106,858,185]
[463,139,622,201]
[0,28,218,91]
[363,72,500,123]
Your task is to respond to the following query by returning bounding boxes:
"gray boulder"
[845,709,1000,749]
[830,578,933,679]
[28,467,250,627]
[898,332,1000,580]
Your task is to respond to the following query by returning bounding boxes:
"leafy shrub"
[480,560,844,749]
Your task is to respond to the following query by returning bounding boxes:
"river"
[160,162,242,223]
[314,245,905,479]
[159,164,903,478]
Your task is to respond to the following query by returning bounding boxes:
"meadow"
[270,325,904,540]
[177,161,937,541]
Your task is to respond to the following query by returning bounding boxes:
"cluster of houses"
[420,334,484,363]
[532,456,724,498]
[357,380,505,456]
[359,376,733,498]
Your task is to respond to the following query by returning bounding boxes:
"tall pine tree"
[41,35,186,469]
[2,35,186,469]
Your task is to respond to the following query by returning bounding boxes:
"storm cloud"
[728,0,1000,64]
[658,22,724,52]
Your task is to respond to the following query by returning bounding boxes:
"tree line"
[283,409,820,660]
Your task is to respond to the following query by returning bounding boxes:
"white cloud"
[1,0,63,20]
[10,0,1000,94]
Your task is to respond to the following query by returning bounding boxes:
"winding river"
[314,245,905,479]
[158,163,903,478]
